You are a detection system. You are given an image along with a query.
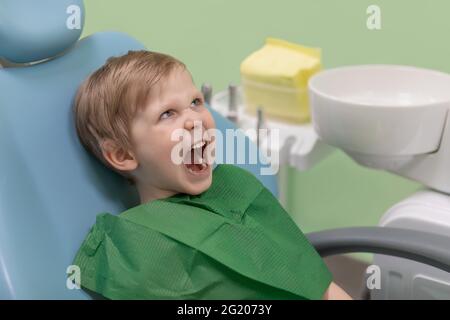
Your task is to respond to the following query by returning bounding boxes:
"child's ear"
[100,139,138,173]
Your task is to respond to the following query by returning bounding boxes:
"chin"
[183,175,212,196]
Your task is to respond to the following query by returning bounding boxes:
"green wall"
[82,0,448,233]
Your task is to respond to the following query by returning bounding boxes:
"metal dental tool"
[256,106,264,150]
[201,83,212,106]
[227,83,238,123]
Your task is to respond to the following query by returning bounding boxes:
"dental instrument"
[227,83,239,124]
[201,83,212,106]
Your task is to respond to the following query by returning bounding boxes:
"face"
[129,67,216,202]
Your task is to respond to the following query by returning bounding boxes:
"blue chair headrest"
[0,0,85,64]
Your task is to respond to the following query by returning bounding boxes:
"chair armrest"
[306,227,450,273]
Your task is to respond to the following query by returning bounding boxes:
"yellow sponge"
[240,38,321,123]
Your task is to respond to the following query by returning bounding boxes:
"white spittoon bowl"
[308,65,450,156]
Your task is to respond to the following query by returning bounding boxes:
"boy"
[72,50,350,300]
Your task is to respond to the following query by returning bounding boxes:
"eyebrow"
[151,90,202,118]
[160,91,202,110]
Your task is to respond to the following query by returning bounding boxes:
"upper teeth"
[192,141,206,149]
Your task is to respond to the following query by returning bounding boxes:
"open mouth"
[184,140,210,174]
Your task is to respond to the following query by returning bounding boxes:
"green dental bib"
[73,164,332,300]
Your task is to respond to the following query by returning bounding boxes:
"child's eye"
[160,110,174,120]
[190,98,202,108]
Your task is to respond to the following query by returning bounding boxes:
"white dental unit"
[212,64,450,299]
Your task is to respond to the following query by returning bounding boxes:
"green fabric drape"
[73,164,332,299]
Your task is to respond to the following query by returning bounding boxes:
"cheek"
[133,129,163,161]
[203,110,216,129]
[149,129,181,164]
[132,123,183,169]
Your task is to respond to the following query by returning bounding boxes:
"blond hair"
[73,50,185,182]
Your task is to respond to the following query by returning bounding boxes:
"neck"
[136,182,177,205]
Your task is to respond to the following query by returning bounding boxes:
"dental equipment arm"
[307,227,450,273]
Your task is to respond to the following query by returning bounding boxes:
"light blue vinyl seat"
[0,0,277,299]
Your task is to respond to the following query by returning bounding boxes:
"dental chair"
[0,0,279,299]
[1,0,450,300]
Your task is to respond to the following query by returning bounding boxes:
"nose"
[183,115,204,131]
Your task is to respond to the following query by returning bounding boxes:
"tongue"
[186,163,204,172]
